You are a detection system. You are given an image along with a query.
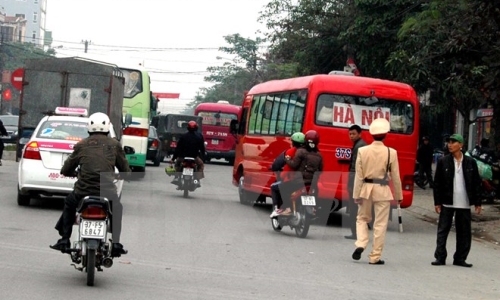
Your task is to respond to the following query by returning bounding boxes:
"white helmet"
[87,112,111,133]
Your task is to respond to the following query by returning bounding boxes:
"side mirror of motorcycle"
[124,146,135,155]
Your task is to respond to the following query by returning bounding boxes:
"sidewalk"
[408,186,500,247]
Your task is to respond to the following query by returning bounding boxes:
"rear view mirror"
[124,146,135,155]
[230,119,238,134]
[123,113,133,128]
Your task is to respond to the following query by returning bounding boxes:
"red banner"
[153,92,180,99]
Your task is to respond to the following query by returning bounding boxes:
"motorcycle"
[177,157,200,198]
[66,196,114,286]
[271,185,316,238]
[413,161,428,189]
[468,149,499,204]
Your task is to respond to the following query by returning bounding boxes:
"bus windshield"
[315,94,414,134]
[122,69,143,98]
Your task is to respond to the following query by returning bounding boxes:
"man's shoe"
[344,234,357,240]
[171,178,180,185]
[111,243,128,257]
[352,247,364,260]
[453,261,472,268]
[431,260,446,266]
[369,260,385,265]
[50,238,70,252]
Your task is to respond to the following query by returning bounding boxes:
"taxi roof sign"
[54,107,88,117]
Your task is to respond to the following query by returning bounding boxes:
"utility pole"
[81,40,91,53]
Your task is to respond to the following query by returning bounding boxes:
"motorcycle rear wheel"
[294,211,310,238]
[183,188,189,198]
[86,248,96,286]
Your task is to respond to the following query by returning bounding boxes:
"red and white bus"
[194,101,242,165]
[231,74,419,213]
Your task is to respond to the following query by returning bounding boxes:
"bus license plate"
[80,220,106,238]
[301,196,316,206]
[182,168,194,176]
[212,139,219,145]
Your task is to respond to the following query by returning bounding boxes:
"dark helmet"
[304,130,320,149]
[187,121,198,131]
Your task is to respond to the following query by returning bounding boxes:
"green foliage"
[1,42,54,70]
[195,0,500,144]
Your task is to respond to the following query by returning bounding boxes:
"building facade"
[0,0,47,47]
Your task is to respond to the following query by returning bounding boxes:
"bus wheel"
[238,176,254,206]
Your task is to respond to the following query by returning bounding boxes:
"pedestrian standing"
[344,124,367,240]
[351,118,403,265]
[416,136,434,189]
[0,119,8,166]
[431,133,482,267]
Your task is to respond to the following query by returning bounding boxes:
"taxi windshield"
[36,120,89,141]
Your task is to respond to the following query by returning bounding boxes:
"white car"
[17,108,123,206]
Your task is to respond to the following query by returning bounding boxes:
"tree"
[1,42,54,70]
[193,33,299,106]
[386,0,500,147]
[260,0,355,75]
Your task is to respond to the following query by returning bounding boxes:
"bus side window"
[284,93,298,135]
[248,96,261,134]
[255,95,273,134]
[276,93,290,135]
[292,95,305,133]
[316,94,333,125]
[260,97,274,135]
[269,94,282,134]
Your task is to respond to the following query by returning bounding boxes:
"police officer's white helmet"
[87,112,111,133]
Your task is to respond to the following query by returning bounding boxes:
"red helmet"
[187,121,198,131]
[304,130,320,149]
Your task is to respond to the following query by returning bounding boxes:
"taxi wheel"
[17,188,31,206]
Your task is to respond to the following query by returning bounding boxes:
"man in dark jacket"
[416,136,434,188]
[431,133,482,268]
[0,119,8,166]
[345,124,367,240]
[50,112,131,257]
[171,120,205,186]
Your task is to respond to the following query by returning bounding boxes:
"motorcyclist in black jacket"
[50,112,131,257]
[170,121,205,186]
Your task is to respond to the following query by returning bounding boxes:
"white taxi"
[17,107,124,206]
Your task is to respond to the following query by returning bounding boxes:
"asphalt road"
[1,159,499,299]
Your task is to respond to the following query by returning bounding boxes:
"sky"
[45,0,271,113]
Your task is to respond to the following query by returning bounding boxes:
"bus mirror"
[230,120,238,134]
[124,113,133,127]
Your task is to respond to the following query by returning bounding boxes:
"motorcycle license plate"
[301,195,316,206]
[182,168,194,176]
[80,220,106,238]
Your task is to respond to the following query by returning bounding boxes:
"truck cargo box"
[19,57,125,140]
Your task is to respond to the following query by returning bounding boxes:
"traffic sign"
[11,68,24,91]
